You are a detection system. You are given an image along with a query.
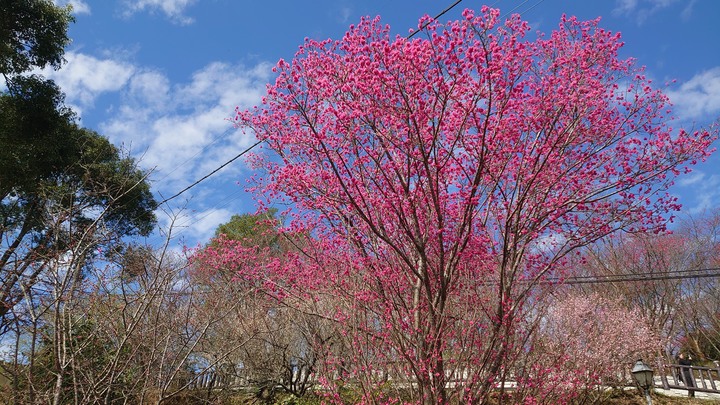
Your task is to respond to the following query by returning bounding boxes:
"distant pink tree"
[231,6,715,404]
[584,233,704,354]
[518,293,662,404]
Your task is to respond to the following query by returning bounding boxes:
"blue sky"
[45,0,720,248]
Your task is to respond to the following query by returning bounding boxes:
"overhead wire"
[502,0,545,20]
[149,0,474,242]
[51,0,548,249]
[157,139,261,206]
[545,267,720,285]
[408,0,463,39]
[151,0,573,250]
[26,264,714,298]
[164,0,549,213]
[94,0,720,305]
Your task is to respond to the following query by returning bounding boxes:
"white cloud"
[187,208,234,240]
[676,168,720,215]
[128,70,171,109]
[667,67,720,120]
[678,171,705,187]
[41,52,135,108]
[336,6,352,24]
[681,0,696,20]
[168,207,235,244]
[39,49,272,243]
[101,61,272,193]
[613,0,694,24]
[122,0,198,25]
[614,0,639,15]
[52,0,91,15]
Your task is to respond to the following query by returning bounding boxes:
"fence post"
[660,364,670,390]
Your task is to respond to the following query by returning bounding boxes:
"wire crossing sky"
[47,0,720,247]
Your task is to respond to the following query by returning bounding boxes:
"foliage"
[0,0,156,337]
[0,123,156,326]
[0,2,162,403]
[0,75,76,198]
[233,6,715,404]
[214,208,280,244]
[0,0,73,76]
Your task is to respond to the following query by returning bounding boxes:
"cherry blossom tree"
[232,7,715,403]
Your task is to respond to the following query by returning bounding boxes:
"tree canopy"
[0,0,72,77]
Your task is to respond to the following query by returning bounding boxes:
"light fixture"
[631,359,654,405]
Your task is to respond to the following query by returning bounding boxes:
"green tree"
[213,208,280,246]
[1,0,76,196]
[1,75,79,199]
[0,0,156,330]
[0,0,72,77]
[0,122,157,327]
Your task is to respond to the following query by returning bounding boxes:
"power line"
[156,0,544,217]
[158,0,558,245]
[556,267,720,285]
[157,139,261,206]
[23,264,720,298]
[154,0,550,244]
[473,267,720,287]
[557,266,717,280]
[501,0,545,20]
[408,0,464,39]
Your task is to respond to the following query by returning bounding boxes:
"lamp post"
[631,359,654,405]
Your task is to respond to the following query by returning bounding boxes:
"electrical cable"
[471,266,720,287]
[548,267,720,285]
[549,266,719,281]
[502,0,545,20]
[561,270,720,285]
[408,0,464,39]
[157,139,261,206]
[23,263,720,298]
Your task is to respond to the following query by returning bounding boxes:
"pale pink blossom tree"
[518,293,662,404]
[231,7,715,403]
